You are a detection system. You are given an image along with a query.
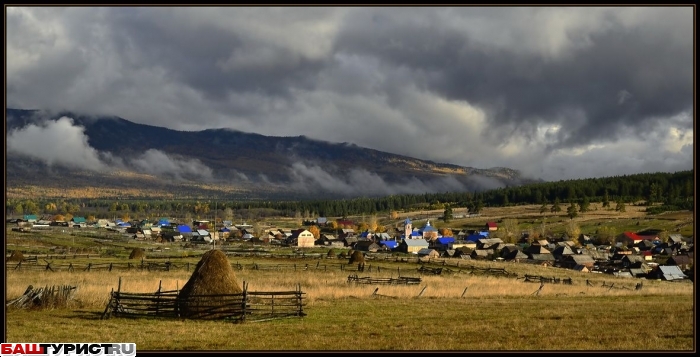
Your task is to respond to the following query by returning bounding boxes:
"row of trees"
[6,170,693,220]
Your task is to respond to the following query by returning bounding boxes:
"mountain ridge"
[6,108,539,199]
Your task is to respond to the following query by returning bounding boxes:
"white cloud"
[7,116,108,171]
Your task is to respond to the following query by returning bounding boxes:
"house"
[341,236,359,248]
[338,229,356,240]
[23,215,38,223]
[354,241,381,252]
[452,240,476,250]
[476,238,504,250]
[470,249,493,260]
[485,222,498,231]
[668,234,684,245]
[618,232,643,246]
[525,244,551,256]
[399,238,430,254]
[336,219,355,229]
[562,254,595,270]
[647,265,687,281]
[573,265,590,273]
[417,248,440,259]
[421,221,439,241]
[465,234,482,242]
[551,245,575,261]
[192,229,212,242]
[620,254,644,268]
[432,237,454,251]
[374,233,393,241]
[177,225,193,239]
[287,229,315,248]
[380,240,399,251]
[317,217,328,226]
[162,231,183,242]
[71,217,87,227]
[502,249,529,262]
[528,253,556,266]
[666,255,693,271]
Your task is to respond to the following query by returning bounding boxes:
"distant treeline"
[6,170,693,220]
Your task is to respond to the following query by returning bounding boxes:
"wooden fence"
[519,274,573,285]
[102,280,305,323]
[346,274,422,285]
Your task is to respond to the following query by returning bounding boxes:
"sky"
[6,6,694,183]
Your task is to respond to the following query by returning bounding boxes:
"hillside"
[6,108,538,199]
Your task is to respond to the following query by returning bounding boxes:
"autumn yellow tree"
[369,215,379,232]
[328,220,338,230]
[308,225,320,239]
[390,211,399,220]
[501,218,519,243]
[53,214,65,221]
[439,228,453,237]
[565,220,581,246]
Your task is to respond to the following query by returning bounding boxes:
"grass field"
[5,255,695,351]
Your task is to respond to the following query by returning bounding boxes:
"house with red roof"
[485,222,498,231]
[618,231,642,246]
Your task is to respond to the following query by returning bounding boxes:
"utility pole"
[213,201,217,250]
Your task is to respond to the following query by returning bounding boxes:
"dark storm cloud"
[333,7,693,150]
[6,7,693,182]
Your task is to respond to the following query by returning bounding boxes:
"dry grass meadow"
[4,203,695,351]
[5,256,695,351]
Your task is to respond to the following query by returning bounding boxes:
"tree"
[658,230,670,243]
[615,199,626,213]
[224,208,234,221]
[367,214,378,232]
[501,218,519,244]
[597,226,617,245]
[390,210,399,220]
[308,225,320,239]
[439,228,453,237]
[579,197,590,213]
[602,190,610,208]
[328,220,338,230]
[14,203,23,215]
[473,200,484,214]
[539,202,548,216]
[443,205,453,223]
[550,198,562,214]
[566,203,578,220]
[565,220,581,246]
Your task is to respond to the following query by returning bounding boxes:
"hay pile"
[326,249,335,258]
[128,248,146,260]
[337,251,347,259]
[7,250,25,262]
[177,249,243,319]
[348,250,365,264]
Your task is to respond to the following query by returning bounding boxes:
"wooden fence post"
[241,281,248,322]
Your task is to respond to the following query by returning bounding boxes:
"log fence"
[102,279,305,323]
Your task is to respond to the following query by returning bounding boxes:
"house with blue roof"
[421,220,439,241]
[380,240,399,250]
[433,237,455,250]
[466,234,483,242]
[23,215,38,223]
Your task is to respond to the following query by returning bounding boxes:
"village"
[8,212,693,282]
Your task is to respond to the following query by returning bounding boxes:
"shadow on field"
[69,310,104,320]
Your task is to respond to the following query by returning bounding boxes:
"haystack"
[326,249,335,258]
[128,247,146,260]
[348,250,366,264]
[7,250,24,262]
[177,249,243,319]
